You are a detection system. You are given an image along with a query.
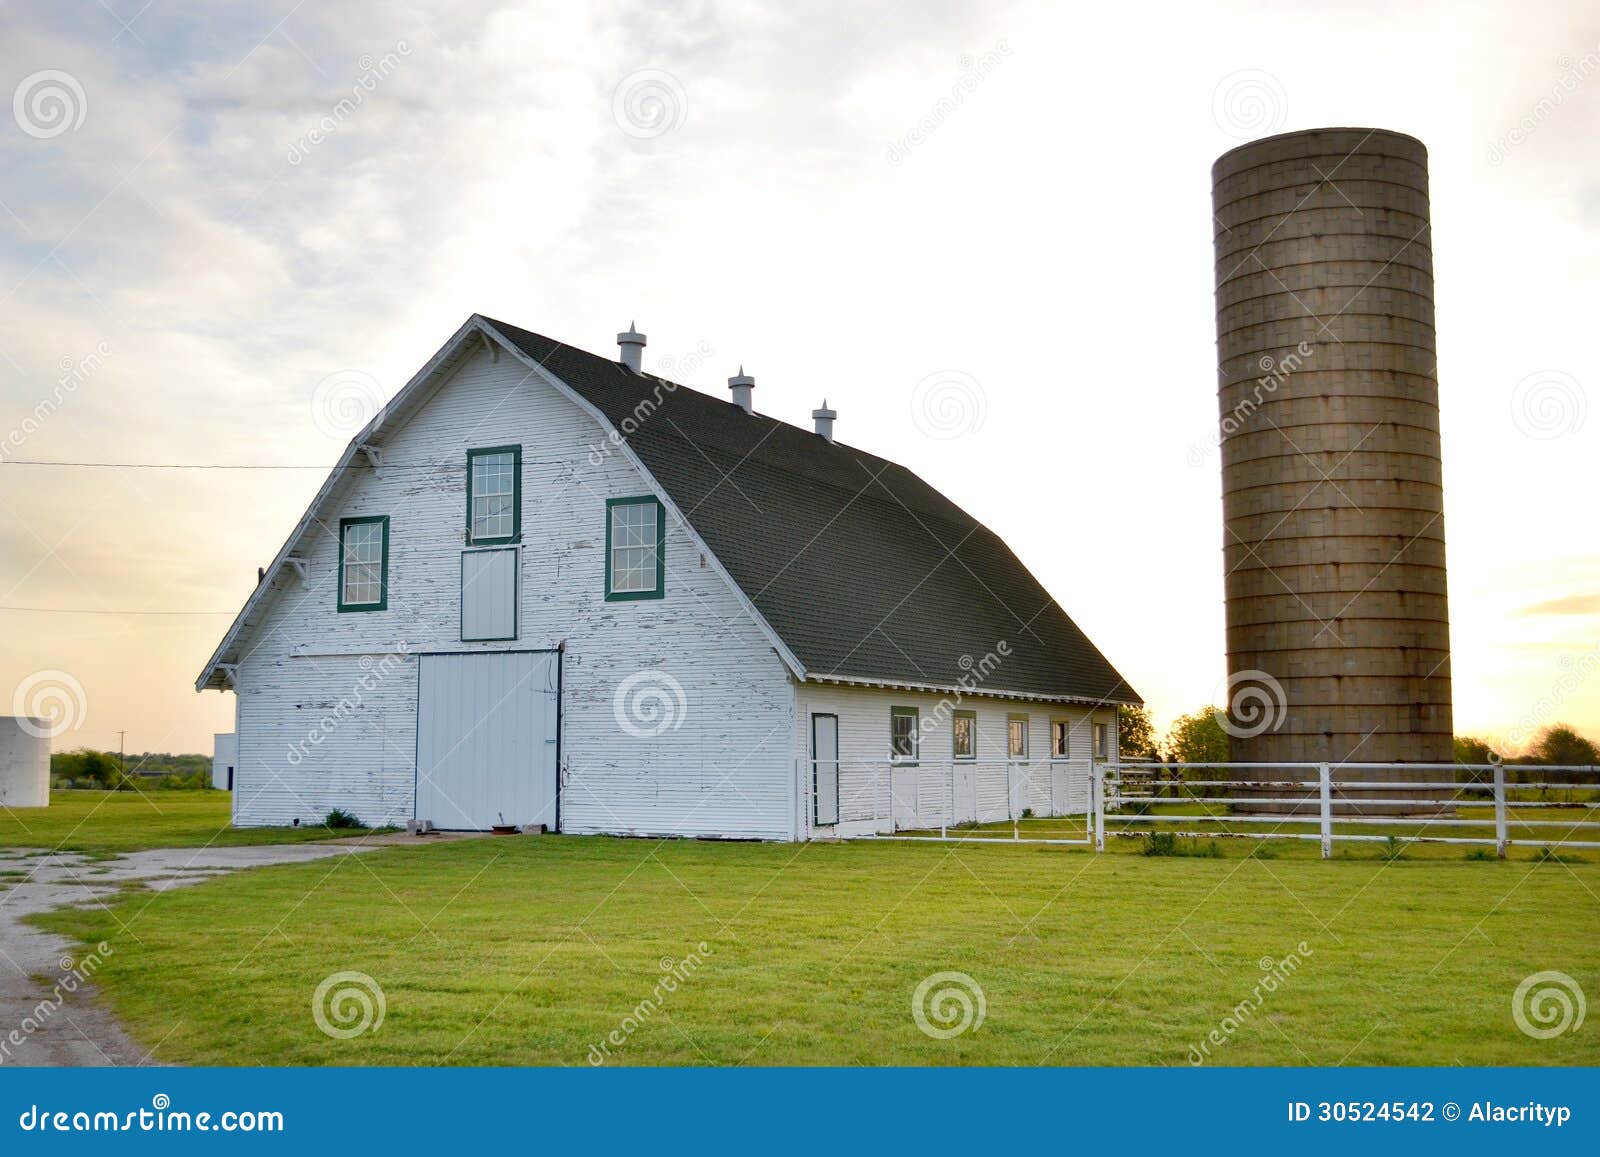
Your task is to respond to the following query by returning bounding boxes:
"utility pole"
[117,730,126,785]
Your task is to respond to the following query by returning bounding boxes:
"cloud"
[1519,593,1600,616]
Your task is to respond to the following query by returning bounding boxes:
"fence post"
[1093,762,1105,853]
[1494,764,1508,859]
[1318,763,1332,860]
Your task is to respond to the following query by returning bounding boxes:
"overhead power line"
[0,605,237,615]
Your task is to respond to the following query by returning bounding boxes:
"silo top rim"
[1212,127,1427,179]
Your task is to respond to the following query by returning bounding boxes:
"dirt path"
[0,840,395,1067]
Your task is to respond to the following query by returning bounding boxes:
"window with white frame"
[338,516,388,611]
[468,446,519,544]
[606,497,664,599]
[1093,722,1110,761]
[890,706,919,762]
[1050,720,1070,760]
[952,710,976,761]
[1007,714,1028,759]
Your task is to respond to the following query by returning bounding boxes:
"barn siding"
[792,682,1117,839]
[230,344,795,838]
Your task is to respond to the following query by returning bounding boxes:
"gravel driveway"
[0,841,386,1066]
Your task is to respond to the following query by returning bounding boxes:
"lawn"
[0,790,375,853]
[34,833,1600,1066]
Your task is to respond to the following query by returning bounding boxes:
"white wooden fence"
[839,759,1599,858]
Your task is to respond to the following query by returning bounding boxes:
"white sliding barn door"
[415,650,559,830]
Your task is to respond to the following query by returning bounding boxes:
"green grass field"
[0,790,372,853]
[33,833,1600,1066]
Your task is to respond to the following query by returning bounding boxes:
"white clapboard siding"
[460,548,518,641]
[793,682,1117,838]
[230,342,796,836]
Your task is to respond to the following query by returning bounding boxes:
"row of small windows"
[337,445,664,611]
[890,707,1109,763]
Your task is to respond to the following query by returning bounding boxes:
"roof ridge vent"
[728,365,754,414]
[812,398,837,442]
[617,321,646,372]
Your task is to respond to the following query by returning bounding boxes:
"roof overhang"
[804,671,1142,708]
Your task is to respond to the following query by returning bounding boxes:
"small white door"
[812,714,839,826]
[416,650,558,830]
[892,765,919,829]
[954,761,978,824]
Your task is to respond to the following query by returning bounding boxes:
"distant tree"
[50,748,120,787]
[1454,736,1500,765]
[1527,724,1599,768]
[1118,705,1158,759]
[1165,708,1231,765]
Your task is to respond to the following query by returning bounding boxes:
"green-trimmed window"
[1050,720,1070,760]
[1007,714,1029,759]
[605,496,664,600]
[338,516,389,612]
[953,710,976,761]
[467,446,520,544]
[890,706,919,763]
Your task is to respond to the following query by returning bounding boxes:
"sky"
[0,0,1596,756]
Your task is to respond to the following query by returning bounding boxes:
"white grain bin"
[0,717,50,808]
[212,732,237,790]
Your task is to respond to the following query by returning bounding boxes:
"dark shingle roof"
[484,316,1139,705]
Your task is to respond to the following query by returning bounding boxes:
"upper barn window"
[467,446,521,544]
[338,516,389,612]
[605,496,665,600]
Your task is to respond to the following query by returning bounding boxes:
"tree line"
[51,750,213,790]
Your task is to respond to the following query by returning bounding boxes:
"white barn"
[211,732,236,790]
[196,316,1139,839]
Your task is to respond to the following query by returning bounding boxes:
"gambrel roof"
[198,315,1140,706]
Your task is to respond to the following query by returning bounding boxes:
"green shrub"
[324,808,367,830]
[1141,832,1223,858]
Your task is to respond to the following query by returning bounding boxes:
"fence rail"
[833,759,1600,858]
[1095,761,1600,858]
